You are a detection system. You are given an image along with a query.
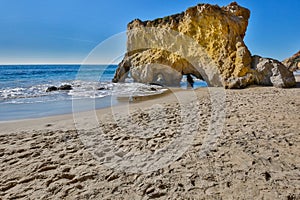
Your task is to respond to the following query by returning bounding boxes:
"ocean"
[0,65,207,121]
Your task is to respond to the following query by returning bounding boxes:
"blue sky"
[0,0,299,64]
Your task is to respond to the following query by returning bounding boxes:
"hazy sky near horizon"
[0,0,299,64]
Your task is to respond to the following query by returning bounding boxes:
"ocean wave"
[0,84,55,100]
[0,80,168,104]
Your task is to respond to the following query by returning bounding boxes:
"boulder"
[252,56,296,88]
[113,2,255,88]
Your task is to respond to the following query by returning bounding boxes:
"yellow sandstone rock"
[113,2,295,88]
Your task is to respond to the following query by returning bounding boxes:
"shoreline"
[1,74,299,134]
[1,71,298,123]
[0,87,200,134]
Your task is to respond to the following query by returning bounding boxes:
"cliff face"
[113,2,295,88]
[282,51,300,71]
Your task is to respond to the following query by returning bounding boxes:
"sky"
[0,0,299,64]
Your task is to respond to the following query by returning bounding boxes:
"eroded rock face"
[113,2,295,88]
[252,56,296,88]
[113,2,254,88]
[282,51,300,71]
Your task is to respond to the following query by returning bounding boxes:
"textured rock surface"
[113,2,255,88]
[282,50,300,71]
[252,56,296,88]
[113,2,296,89]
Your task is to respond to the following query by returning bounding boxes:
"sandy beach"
[1,0,299,199]
[0,77,299,199]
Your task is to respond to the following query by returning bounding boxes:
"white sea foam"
[0,81,168,104]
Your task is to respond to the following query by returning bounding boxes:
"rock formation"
[252,56,296,88]
[113,2,296,88]
[282,50,300,71]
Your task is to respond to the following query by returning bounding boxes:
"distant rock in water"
[113,2,296,89]
[252,56,296,88]
[58,84,72,91]
[46,86,58,92]
[282,50,300,72]
[46,84,73,92]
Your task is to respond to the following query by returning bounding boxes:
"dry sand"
[0,79,299,199]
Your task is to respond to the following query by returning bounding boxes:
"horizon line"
[0,62,119,65]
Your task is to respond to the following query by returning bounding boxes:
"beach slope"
[0,84,299,199]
